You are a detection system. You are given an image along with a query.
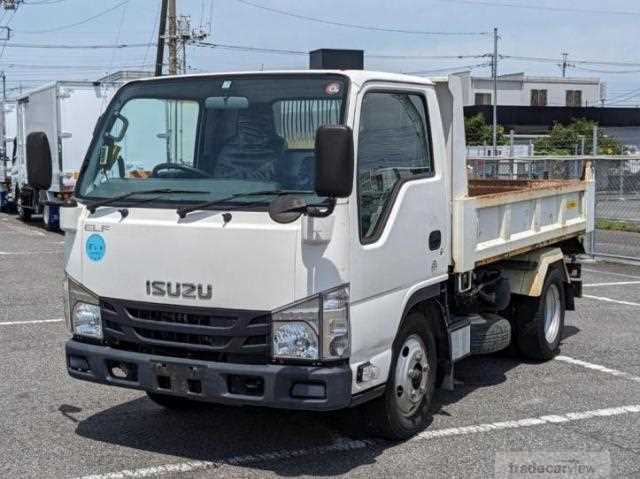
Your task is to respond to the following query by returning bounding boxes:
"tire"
[16,192,32,222]
[43,205,58,231]
[470,313,511,355]
[364,312,438,440]
[513,267,565,361]
[146,391,201,410]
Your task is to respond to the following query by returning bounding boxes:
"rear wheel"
[364,312,437,440]
[513,267,565,360]
[146,391,201,410]
[16,191,31,222]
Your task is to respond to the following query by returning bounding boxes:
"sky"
[1,0,639,105]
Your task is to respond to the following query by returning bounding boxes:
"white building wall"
[523,81,600,107]
[461,73,602,107]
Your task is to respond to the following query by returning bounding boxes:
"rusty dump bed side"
[452,176,596,273]
[468,179,583,198]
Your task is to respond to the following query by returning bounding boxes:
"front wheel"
[364,312,437,440]
[513,267,565,360]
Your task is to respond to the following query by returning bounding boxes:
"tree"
[534,118,624,155]
[464,113,506,146]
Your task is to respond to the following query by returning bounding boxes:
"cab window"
[357,91,433,242]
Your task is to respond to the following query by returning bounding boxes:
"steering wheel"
[151,162,213,178]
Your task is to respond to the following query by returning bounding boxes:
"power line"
[368,53,487,60]
[15,0,130,33]
[0,8,18,60]
[405,62,492,75]
[0,41,156,49]
[23,0,71,4]
[571,65,640,75]
[0,62,154,69]
[142,0,161,68]
[234,0,488,36]
[195,41,304,56]
[500,54,640,68]
[437,0,640,17]
[195,41,487,60]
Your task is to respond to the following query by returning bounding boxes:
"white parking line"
[582,268,640,280]
[582,294,640,307]
[414,404,640,440]
[76,437,372,479]
[583,281,640,287]
[0,219,45,236]
[555,355,640,383]
[0,318,64,326]
[0,250,62,255]
[75,404,640,479]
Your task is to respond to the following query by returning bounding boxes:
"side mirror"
[314,125,354,198]
[104,113,128,143]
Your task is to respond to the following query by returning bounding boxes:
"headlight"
[72,303,102,339]
[271,285,350,362]
[65,274,102,339]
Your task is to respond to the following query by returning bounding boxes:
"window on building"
[566,90,582,107]
[530,89,548,106]
[475,93,492,105]
[357,92,433,242]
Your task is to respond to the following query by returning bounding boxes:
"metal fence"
[467,156,640,262]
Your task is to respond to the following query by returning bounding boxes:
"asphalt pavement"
[2,212,640,478]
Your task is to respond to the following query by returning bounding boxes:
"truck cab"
[62,68,593,439]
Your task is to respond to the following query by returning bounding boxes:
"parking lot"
[2,211,640,479]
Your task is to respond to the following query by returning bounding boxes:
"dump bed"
[452,175,595,272]
[433,75,595,273]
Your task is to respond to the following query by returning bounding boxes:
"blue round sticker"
[86,234,106,262]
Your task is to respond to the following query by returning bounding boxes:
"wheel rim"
[394,334,429,417]
[544,284,561,343]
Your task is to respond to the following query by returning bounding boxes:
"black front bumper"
[66,340,353,411]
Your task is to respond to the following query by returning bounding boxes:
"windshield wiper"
[85,188,206,214]
[176,189,313,218]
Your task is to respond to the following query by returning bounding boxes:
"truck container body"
[0,101,17,210]
[14,81,119,228]
[61,70,594,439]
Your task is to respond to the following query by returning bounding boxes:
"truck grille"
[100,298,271,364]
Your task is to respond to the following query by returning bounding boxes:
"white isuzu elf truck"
[60,59,594,439]
[13,81,119,229]
[0,101,17,212]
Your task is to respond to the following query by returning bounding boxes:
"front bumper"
[65,339,352,411]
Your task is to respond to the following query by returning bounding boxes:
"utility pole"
[561,52,569,78]
[1,71,6,101]
[167,0,178,75]
[492,27,499,157]
[155,0,168,76]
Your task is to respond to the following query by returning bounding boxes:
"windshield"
[76,74,348,208]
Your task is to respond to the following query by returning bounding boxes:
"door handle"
[429,230,441,251]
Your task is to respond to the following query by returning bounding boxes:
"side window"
[357,92,433,242]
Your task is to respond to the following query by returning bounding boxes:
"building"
[97,70,152,83]
[457,72,604,108]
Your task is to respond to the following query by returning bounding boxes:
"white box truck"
[13,81,119,229]
[0,101,16,211]
[60,65,594,439]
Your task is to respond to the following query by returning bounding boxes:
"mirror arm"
[306,198,336,218]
